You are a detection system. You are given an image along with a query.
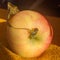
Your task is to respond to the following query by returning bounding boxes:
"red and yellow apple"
[7,10,53,58]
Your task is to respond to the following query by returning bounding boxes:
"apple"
[7,10,53,58]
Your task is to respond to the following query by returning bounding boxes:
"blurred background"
[0,0,60,17]
[0,0,60,46]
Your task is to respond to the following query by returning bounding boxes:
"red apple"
[7,10,53,58]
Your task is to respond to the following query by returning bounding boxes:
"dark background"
[0,0,60,17]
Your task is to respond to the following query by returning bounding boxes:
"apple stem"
[29,28,38,39]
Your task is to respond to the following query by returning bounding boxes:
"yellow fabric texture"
[0,8,60,60]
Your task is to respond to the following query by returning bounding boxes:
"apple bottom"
[7,26,52,58]
[14,43,51,58]
[10,35,52,58]
[7,38,51,58]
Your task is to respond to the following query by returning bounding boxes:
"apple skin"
[7,10,53,58]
